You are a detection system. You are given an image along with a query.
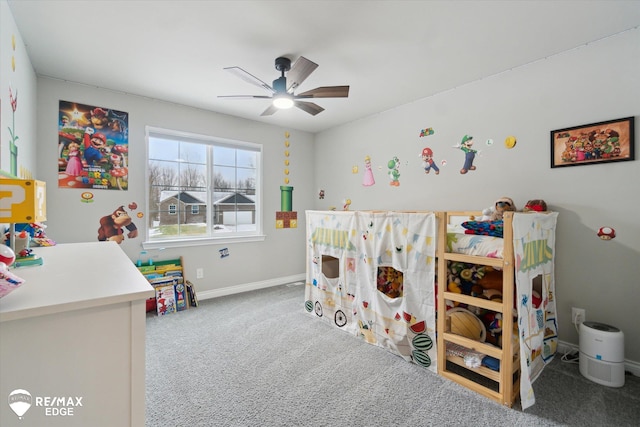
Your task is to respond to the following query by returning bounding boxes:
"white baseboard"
[196,273,306,300]
[557,339,640,378]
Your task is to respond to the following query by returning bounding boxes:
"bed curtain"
[305,211,438,372]
[513,212,559,409]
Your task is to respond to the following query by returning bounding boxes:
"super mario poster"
[57,100,129,190]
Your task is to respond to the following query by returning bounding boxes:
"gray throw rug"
[146,284,640,426]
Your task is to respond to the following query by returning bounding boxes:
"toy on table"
[0,245,16,267]
[0,245,26,298]
[2,226,44,268]
[4,222,56,247]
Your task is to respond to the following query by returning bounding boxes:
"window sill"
[142,234,266,250]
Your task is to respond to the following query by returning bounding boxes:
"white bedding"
[446,231,504,259]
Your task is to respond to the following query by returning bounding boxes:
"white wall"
[0,0,37,178]
[36,78,314,296]
[313,29,640,362]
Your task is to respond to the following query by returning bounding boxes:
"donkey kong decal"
[98,205,138,244]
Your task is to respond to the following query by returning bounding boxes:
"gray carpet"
[146,284,640,426]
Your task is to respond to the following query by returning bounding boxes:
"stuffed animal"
[490,197,516,221]
[477,207,494,221]
[523,199,548,212]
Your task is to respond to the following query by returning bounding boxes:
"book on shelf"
[155,284,177,315]
[136,257,190,314]
[164,270,183,277]
[137,265,156,274]
[186,280,199,308]
[175,283,187,311]
[147,276,178,287]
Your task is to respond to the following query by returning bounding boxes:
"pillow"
[461,220,504,238]
[446,223,466,234]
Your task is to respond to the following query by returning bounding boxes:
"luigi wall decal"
[457,134,477,174]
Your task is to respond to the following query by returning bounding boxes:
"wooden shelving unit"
[137,257,197,315]
[436,211,520,407]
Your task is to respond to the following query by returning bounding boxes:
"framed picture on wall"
[550,116,635,168]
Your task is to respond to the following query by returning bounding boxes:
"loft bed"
[436,211,559,408]
[304,210,558,409]
[304,210,439,373]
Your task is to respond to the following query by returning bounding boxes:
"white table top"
[0,241,155,322]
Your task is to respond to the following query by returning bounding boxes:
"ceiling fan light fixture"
[273,94,294,109]
[221,56,349,116]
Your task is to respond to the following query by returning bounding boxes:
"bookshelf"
[136,257,198,315]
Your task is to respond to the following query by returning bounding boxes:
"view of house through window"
[146,127,261,243]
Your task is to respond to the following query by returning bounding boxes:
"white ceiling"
[8,1,640,133]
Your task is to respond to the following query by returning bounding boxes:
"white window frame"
[143,126,264,249]
[191,205,199,215]
[169,204,177,215]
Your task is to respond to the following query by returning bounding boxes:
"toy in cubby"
[446,261,513,347]
[376,266,403,298]
[448,307,486,342]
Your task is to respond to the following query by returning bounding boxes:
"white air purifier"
[579,321,625,387]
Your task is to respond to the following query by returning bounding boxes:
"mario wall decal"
[420,147,440,175]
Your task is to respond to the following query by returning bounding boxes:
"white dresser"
[0,242,154,427]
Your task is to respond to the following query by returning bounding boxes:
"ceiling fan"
[219,56,349,116]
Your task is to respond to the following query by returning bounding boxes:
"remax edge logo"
[7,389,83,419]
[8,390,31,419]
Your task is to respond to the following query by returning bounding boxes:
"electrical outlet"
[572,307,585,325]
[196,268,204,279]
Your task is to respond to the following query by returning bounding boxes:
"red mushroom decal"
[109,150,128,190]
[597,227,616,240]
[110,164,128,178]
[111,145,129,167]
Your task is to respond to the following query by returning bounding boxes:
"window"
[145,126,263,248]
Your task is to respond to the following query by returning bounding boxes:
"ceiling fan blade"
[260,104,279,116]
[218,95,273,99]
[294,101,325,116]
[286,56,318,92]
[224,66,274,94]
[296,86,350,98]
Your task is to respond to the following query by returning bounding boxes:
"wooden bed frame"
[436,211,520,407]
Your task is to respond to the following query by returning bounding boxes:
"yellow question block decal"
[0,179,47,222]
